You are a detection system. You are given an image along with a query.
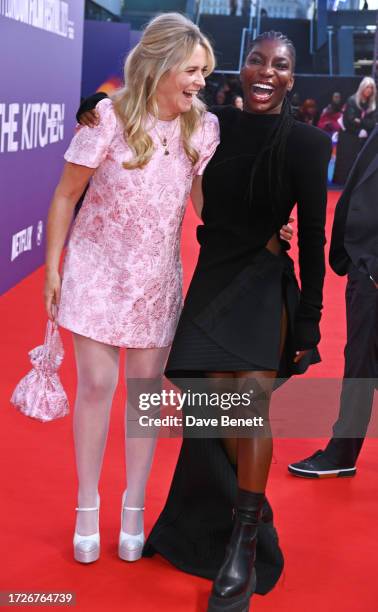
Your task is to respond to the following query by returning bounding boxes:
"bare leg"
[207,299,287,491]
[123,345,171,535]
[236,303,288,492]
[205,371,274,487]
[236,372,275,492]
[73,333,120,536]
[222,438,238,467]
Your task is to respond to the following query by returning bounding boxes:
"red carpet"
[1,191,377,611]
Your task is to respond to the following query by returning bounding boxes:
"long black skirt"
[143,249,320,594]
[143,437,283,595]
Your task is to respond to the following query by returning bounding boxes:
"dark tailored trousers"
[325,265,378,466]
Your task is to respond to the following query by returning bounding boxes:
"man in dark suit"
[288,126,378,478]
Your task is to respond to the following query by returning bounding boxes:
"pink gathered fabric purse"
[11,320,69,422]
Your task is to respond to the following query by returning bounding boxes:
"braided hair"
[245,31,296,222]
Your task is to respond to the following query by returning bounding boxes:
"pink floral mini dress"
[57,98,220,348]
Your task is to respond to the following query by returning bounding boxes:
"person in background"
[343,77,376,136]
[297,98,319,126]
[215,86,227,105]
[231,94,244,110]
[290,91,301,120]
[318,91,343,135]
[227,75,244,98]
[333,77,377,184]
[211,76,243,107]
[289,124,378,479]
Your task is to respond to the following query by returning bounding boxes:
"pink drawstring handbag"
[11,320,69,422]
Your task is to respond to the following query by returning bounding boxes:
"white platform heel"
[73,494,100,564]
[118,491,145,562]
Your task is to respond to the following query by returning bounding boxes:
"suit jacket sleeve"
[329,188,352,276]
[330,126,378,277]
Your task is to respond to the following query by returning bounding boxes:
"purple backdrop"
[81,20,131,98]
[0,1,85,295]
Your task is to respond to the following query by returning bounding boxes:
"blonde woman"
[44,13,219,564]
[334,76,377,184]
[344,76,377,134]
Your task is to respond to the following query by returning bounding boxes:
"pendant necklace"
[154,117,179,156]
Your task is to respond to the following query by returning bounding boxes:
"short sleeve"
[193,112,220,176]
[64,98,117,169]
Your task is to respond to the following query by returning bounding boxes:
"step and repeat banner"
[0,0,85,294]
[81,19,131,98]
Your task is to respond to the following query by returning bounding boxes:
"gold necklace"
[154,117,179,156]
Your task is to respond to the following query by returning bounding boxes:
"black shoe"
[207,489,264,612]
[288,450,356,479]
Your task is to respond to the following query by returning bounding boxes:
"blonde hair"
[111,13,215,170]
[355,76,376,112]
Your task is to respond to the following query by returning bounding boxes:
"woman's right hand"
[280,216,295,243]
[44,269,61,321]
[78,109,99,128]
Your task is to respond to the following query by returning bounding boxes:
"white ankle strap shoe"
[118,490,145,562]
[73,494,100,564]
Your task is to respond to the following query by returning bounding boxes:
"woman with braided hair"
[142,31,332,611]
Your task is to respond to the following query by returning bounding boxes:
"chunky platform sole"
[118,542,143,562]
[74,547,100,564]
[288,465,356,479]
[118,490,145,562]
[207,569,256,612]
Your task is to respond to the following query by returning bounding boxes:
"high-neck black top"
[186,106,332,351]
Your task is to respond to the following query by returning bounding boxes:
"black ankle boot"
[231,461,272,524]
[261,496,273,523]
[207,488,265,611]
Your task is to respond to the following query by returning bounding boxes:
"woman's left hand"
[293,350,309,363]
[280,216,295,243]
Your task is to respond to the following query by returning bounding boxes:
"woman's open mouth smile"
[250,82,275,102]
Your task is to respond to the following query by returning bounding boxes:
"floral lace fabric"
[57,99,220,348]
[11,321,69,422]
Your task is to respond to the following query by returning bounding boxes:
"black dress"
[167,106,332,376]
[143,107,332,592]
